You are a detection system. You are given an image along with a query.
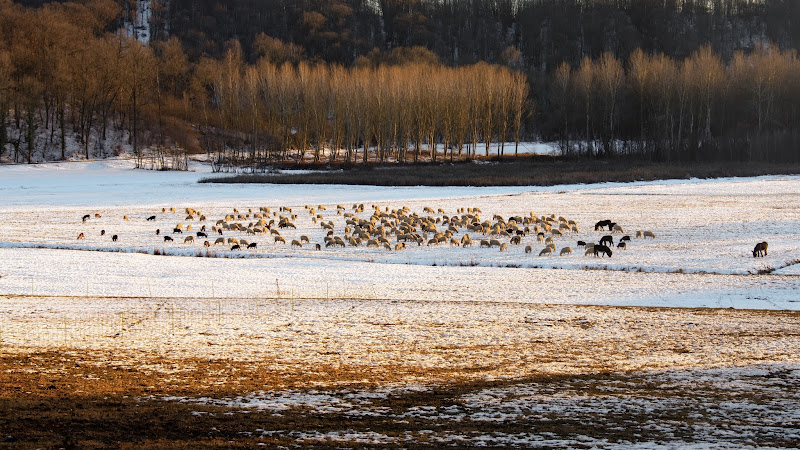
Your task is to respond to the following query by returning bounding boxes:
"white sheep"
[274,236,286,244]
[291,239,302,248]
[184,236,194,244]
[539,247,553,256]
[643,230,655,239]
[560,247,572,256]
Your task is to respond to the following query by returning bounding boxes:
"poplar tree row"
[204,44,530,169]
[548,43,800,162]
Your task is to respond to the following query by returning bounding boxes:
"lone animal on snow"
[156,229,160,235]
[499,243,508,252]
[560,247,572,256]
[123,215,130,221]
[147,215,156,221]
[643,230,656,239]
[231,244,241,251]
[164,236,173,242]
[77,232,85,240]
[539,247,553,256]
[204,241,210,247]
[82,214,90,222]
[112,234,118,242]
[315,243,321,251]
[184,236,194,244]
[248,242,258,249]
[600,235,614,247]
[100,230,105,236]
[593,245,613,258]
[753,241,768,258]
[525,245,532,254]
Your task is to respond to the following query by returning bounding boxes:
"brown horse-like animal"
[753,242,768,258]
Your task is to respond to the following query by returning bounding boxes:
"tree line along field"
[2,1,800,169]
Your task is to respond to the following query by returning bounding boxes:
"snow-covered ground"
[1,159,798,446]
[0,158,798,308]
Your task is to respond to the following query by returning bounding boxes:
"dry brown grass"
[201,157,800,186]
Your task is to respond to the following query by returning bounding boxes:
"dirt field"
[2,301,799,448]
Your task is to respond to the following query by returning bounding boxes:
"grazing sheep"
[525,245,532,254]
[539,247,553,256]
[239,239,249,247]
[462,237,473,247]
[100,230,105,236]
[214,237,225,245]
[112,235,118,242]
[197,231,207,238]
[612,224,624,233]
[600,235,614,247]
[537,233,545,242]
[617,242,626,250]
[315,243,321,251]
[585,247,595,256]
[147,215,156,221]
[552,229,563,236]
[635,230,643,238]
[123,215,130,221]
[643,231,656,239]
[184,236,194,244]
[94,213,101,218]
[480,239,491,248]
[82,214,90,222]
[173,227,182,234]
[577,240,586,247]
[560,247,572,256]
[77,232,85,240]
[203,240,210,247]
[450,238,460,247]
[753,241,768,257]
[156,229,160,235]
[395,242,405,251]
[228,238,239,244]
[510,236,521,245]
[621,235,631,242]
[231,244,241,251]
[300,235,310,243]
[274,236,286,244]
[291,240,302,248]
[593,245,613,258]
[164,236,173,242]
[499,243,508,252]
[489,239,502,248]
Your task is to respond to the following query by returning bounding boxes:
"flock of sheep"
[75,203,664,260]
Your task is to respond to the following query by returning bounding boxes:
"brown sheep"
[525,245,532,254]
[77,232,85,240]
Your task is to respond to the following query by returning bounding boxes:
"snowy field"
[2,159,799,446]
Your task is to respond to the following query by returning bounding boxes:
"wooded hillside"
[2,0,799,167]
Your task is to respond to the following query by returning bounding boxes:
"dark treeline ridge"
[2,0,800,169]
